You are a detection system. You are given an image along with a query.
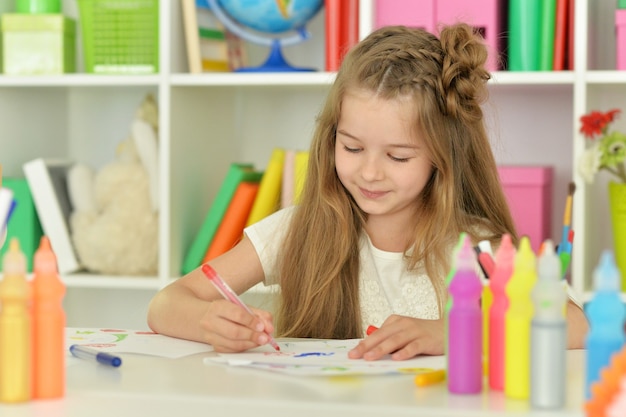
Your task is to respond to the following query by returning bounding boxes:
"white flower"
[578,144,602,184]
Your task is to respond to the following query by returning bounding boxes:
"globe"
[206,0,324,72]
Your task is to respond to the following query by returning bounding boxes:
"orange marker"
[32,236,66,399]
[415,369,446,387]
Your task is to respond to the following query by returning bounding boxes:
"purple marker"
[447,234,483,394]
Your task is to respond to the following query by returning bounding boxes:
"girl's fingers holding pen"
[249,306,275,334]
[204,331,260,353]
[348,315,445,361]
[200,300,272,352]
[348,327,387,360]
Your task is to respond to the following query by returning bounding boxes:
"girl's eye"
[343,146,361,153]
[389,155,410,163]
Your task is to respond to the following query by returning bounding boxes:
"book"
[246,148,285,227]
[507,0,542,71]
[552,0,569,70]
[0,187,13,233]
[539,0,557,71]
[182,163,262,274]
[202,181,260,262]
[342,0,359,58]
[180,0,245,73]
[566,0,574,70]
[324,0,359,71]
[293,150,309,205]
[23,158,80,274]
[280,149,296,209]
[0,178,43,271]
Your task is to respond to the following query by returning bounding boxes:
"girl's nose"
[360,155,384,181]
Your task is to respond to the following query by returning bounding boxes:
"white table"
[0,347,587,417]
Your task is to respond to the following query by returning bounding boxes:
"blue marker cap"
[594,250,620,292]
[95,351,122,367]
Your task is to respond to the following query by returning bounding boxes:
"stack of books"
[181,148,309,274]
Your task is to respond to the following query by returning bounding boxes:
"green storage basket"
[76,0,159,74]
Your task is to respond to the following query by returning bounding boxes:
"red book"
[566,0,575,70]
[343,0,359,56]
[553,0,568,70]
[202,181,260,263]
[324,0,359,71]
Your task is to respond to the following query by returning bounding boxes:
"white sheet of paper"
[206,339,446,376]
[65,328,213,359]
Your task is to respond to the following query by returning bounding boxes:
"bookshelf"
[0,0,620,328]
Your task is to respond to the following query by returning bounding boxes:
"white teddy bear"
[67,94,159,275]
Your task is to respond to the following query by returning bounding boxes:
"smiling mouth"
[360,188,388,199]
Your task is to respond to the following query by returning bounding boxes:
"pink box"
[435,0,506,71]
[616,10,626,70]
[374,0,435,33]
[497,166,553,252]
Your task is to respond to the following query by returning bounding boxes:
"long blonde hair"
[275,24,517,339]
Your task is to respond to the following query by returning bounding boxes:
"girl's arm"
[566,299,589,349]
[147,236,272,350]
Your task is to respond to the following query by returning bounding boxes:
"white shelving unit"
[0,0,619,328]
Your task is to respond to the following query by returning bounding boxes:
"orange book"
[202,181,260,262]
[553,0,569,70]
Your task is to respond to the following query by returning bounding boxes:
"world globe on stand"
[206,0,324,72]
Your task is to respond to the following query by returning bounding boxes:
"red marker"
[366,325,379,336]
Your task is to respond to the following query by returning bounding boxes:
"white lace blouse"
[244,207,441,335]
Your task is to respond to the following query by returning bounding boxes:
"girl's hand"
[348,315,445,361]
[199,300,276,353]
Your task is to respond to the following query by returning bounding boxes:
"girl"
[148,24,588,360]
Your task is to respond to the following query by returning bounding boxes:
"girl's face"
[335,89,434,227]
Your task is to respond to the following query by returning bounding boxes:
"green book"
[508,0,542,71]
[181,163,263,274]
[0,178,43,271]
[539,0,557,71]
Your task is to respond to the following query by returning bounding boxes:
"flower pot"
[609,182,626,291]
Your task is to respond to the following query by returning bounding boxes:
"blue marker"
[70,344,122,367]
[584,251,625,399]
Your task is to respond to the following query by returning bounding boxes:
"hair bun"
[439,23,490,123]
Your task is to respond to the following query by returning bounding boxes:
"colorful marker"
[530,240,566,409]
[447,234,483,394]
[70,345,122,367]
[415,369,446,387]
[366,325,378,336]
[0,239,31,403]
[585,251,626,399]
[505,237,537,400]
[32,236,66,399]
[488,234,515,391]
[201,264,280,351]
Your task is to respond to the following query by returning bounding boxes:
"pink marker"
[201,264,280,351]
[447,234,483,394]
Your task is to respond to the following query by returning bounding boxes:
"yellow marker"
[414,369,446,387]
[504,237,537,400]
[482,284,492,376]
[0,239,31,403]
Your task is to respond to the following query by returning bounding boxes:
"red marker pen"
[366,325,378,336]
